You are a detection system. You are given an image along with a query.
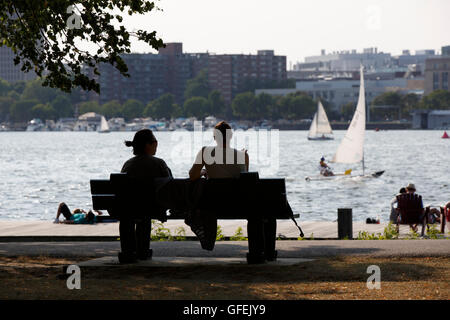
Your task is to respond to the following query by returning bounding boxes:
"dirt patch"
[0,255,448,300]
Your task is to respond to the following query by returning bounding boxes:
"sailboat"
[306,66,384,181]
[98,116,110,133]
[307,101,334,140]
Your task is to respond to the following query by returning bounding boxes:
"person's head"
[399,187,407,194]
[125,129,158,156]
[320,157,325,162]
[213,121,232,147]
[406,183,416,193]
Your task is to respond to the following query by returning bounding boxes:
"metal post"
[338,208,353,239]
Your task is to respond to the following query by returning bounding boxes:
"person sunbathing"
[54,202,102,224]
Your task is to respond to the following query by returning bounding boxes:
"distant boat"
[306,66,384,181]
[98,116,110,133]
[442,131,449,139]
[307,101,333,140]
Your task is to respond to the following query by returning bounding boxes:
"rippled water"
[0,130,448,221]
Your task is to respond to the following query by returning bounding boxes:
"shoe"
[265,250,278,262]
[246,253,266,264]
[118,252,137,264]
[137,249,153,260]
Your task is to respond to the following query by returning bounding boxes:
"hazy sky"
[116,0,449,65]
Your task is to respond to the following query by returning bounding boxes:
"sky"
[110,0,450,66]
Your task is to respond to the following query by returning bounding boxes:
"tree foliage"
[420,90,450,110]
[184,70,210,100]
[145,93,177,119]
[184,96,210,119]
[0,1,164,93]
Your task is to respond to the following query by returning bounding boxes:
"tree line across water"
[1,74,449,123]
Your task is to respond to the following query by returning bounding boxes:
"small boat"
[98,116,110,133]
[306,66,384,181]
[442,131,449,139]
[307,101,333,140]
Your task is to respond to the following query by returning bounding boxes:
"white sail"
[308,112,318,137]
[308,101,333,138]
[99,116,110,133]
[331,66,366,163]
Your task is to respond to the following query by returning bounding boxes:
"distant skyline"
[108,0,449,65]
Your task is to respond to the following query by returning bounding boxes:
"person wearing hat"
[319,157,334,176]
[403,183,425,232]
[119,129,173,263]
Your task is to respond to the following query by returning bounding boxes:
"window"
[443,72,449,90]
[433,72,439,90]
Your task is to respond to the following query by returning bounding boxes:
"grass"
[0,255,448,300]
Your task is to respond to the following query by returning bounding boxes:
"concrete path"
[0,220,423,239]
[0,240,448,258]
[79,256,314,267]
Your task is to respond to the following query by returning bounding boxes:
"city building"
[424,56,450,95]
[294,48,392,72]
[208,50,286,104]
[0,46,36,82]
[98,53,168,105]
[97,43,209,106]
[393,49,436,73]
[411,110,450,129]
[256,77,417,116]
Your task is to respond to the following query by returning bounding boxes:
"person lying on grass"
[54,202,103,224]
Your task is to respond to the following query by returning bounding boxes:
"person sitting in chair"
[397,183,425,234]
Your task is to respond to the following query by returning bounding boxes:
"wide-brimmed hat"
[406,183,416,191]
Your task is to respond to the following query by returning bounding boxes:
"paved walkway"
[0,240,448,258]
[0,220,419,239]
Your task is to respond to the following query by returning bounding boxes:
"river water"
[0,130,448,221]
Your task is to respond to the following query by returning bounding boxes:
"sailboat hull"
[305,170,384,181]
[307,136,334,141]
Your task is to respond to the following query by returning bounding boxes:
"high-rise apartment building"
[0,46,36,82]
[208,50,286,104]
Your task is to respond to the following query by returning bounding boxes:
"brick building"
[208,50,286,104]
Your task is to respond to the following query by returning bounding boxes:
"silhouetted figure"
[119,129,172,263]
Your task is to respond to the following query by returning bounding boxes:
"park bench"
[90,172,302,264]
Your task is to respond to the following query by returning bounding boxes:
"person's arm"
[189,148,205,180]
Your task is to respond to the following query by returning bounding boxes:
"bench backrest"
[90,173,293,220]
[396,193,423,224]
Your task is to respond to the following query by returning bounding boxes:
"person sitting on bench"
[54,202,101,224]
[188,121,277,263]
[120,129,173,263]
